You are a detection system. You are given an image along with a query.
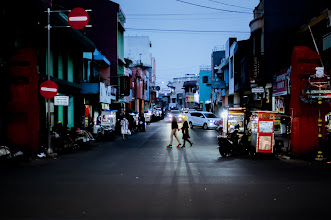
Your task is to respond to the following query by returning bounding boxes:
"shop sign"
[249,55,264,82]
[302,90,331,94]
[161,88,172,94]
[211,81,226,89]
[100,82,111,104]
[54,96,69,106]
[251,88,264,93]
[273,68,289,96]
[117,99,127,103]
[308,95,331,99]
[308,67,330,88]
[194,92,200,103]
[275,97,285,113]
[185,96,194,102]
[101,103,110,110]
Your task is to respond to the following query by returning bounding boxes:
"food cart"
[100,110,117,132]
[249,111,275,155]
[227,108,246,133]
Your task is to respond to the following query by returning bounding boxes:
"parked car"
[168,110,183,123]
[187,111,221,130]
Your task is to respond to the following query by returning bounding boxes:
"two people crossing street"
[167,117,192,148]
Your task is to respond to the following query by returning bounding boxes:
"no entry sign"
[68,7,89,30]
[40,80,58,99]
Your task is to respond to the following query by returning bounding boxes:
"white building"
[168,74,198,110]
[124,36,153,67]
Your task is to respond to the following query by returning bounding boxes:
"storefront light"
[221,110,228,118]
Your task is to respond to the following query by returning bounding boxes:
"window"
[203,76,208,83]
[204,113,217,118]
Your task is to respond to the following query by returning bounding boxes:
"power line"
[125,28,250,33]
[175,0,251,14]
[126,12,248,16]
[127,16,247,21]
[204,0,253,10]
[175,1,295,15]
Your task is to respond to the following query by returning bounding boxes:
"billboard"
[100,82,111,104]
[160,87,172,94]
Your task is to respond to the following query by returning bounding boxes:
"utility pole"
[46,7,54,155]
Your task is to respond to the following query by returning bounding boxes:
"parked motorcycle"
[0,144,30,164]
[217,132,249,157]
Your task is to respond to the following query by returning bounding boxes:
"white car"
[187,111,221,130]
[168,110,183,123]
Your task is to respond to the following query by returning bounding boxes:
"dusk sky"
[112,0,260,87]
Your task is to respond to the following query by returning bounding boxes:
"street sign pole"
[44,7,91,156]
[47,8,53,155]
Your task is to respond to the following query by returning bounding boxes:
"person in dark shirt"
[181,120,193,148]
[167,116,182,148]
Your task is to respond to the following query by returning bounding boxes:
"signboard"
[185,96,194,102]
[160,88,172,94]
[308,95,331,99]
[275,97,285,113]
[117,99,127,103]
[249,55,264,82]
[252,88,264,93]
[40,80,58,99]
[100,82,111,104]
[211,80,226,89]
[68,8,89,30]
[302,90,331,94]
[273,68,289,96]
[54,96,69,106]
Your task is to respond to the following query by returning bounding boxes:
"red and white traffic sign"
[40,80,58,99]
[68,7,89,30]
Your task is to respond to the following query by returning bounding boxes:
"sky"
[112,0,260,87]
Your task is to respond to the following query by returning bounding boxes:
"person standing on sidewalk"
[181,120,193,148]
[167,116,182,148]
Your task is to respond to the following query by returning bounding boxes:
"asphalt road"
[1,119,331,220]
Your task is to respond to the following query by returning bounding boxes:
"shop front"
[272,67,292,153]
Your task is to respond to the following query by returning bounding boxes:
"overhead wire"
[203,0,253,10]
[175,0,251,14]
[126,16,247,20]
[125,28,250,34]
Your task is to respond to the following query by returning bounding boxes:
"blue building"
[198,66,212,111]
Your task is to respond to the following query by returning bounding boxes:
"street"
[1,119,331,220]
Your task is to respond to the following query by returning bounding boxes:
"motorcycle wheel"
[219,148,229,157]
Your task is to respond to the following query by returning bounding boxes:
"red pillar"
[7,48,40,152]
[289,46,329,156]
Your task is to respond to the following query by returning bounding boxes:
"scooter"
[217,132,249,157]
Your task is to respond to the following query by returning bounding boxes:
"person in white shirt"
[120,116,129,140]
